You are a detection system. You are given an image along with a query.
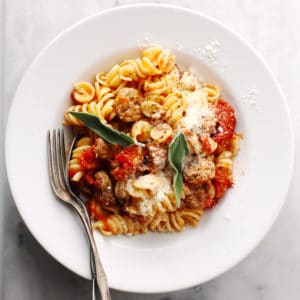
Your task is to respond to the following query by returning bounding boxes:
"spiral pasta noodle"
[64,101,105,126]
[93,208,203,236]
[230,134,242,157]
[106,57,161,88]
[119,57,161,81]
[94,82,116,121]
[164,92,186,127]
[72,82,95,104]
[142,46,176,73]
[104,46,175,88]
[215,151,233,170]
[143,77,171,103]
[143,68,179,104]
[203,84,220,103]
[93,214,142,236]
[69,137,93,182]
[131,120,151,142]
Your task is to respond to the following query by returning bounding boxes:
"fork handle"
[76,201,98,300]
[72,201,112,300]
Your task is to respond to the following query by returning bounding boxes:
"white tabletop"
[1,0,300,299]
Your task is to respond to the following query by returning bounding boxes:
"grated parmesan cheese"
[180,89,216,135]
[126,172,173,216]
[239,85,261,111]
[138,32,154,48]
[139,199,153,216]
[193,40,221,65]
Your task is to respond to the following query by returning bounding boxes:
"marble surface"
[2,0,300,299]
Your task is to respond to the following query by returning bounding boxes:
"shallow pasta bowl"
[5,4,294,293]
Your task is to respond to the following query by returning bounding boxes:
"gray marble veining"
[2,0,300,299]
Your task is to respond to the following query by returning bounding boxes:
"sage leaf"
[168,131,190,206]
[69,112,136,147]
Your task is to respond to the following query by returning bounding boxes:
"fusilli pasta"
[93,208,203,236]
[72,82,95,104]
[64,102,105,126]
[69,137,93,182]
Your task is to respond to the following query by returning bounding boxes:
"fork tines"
[47,128,67,193]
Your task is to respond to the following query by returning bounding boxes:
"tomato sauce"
[83,171,96,185]
[213,100,236,149]
[201,136,214,154]
[87,199,111,231]
[79,148,99,170]
[213,167,233,201]
[202,197,216,209]
[68,169,77,179]
[88,199,105,219]
[111,146,141,181]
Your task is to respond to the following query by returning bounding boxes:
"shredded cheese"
[127,172,173,216]
[180,89,216,135]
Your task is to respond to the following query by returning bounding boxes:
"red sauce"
[201,136,214,154]
[213,100,236,149]
[83,171,95,185]
[202,198,216,209]
[87,199,110,231]
[100,218,110,231]
[68,169,77,179]
[79,148,100,170]
[87,199,104,220]
[213,167,233,201]
[111,146,141,181]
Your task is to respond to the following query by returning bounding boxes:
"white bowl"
[5,4,294,293]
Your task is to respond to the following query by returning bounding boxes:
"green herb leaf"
[168,131,190,207]
[69,112,136,147]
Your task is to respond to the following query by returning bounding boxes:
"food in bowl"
[63,46,241,236]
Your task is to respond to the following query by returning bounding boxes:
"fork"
[47,129,111,300]
[64,133,98,300]
[65,134,97,300]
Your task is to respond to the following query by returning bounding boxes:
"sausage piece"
[94,171,116,211]
[183,182,215,209]
[94,137,121,160]
[183,156,215,186]
[114,87,144,122]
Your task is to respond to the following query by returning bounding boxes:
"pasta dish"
[63,46,241,236]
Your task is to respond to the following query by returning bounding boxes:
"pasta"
[64,46,241,236]
[92,202,203,236]
[131,120,152,142]
[68,137,93,182]
[143,67,179,102]
[141,101,165,119]
[164,92,186,127]
[142,46,175,73]
[215,151,233,171]
[72,82,95,104]
[150,123,172,143]
[203,84,220,103]
[64,102,105,126]
[94,82,116,121]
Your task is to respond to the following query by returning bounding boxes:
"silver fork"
[47,129,111,300]
[65,135,97,300]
